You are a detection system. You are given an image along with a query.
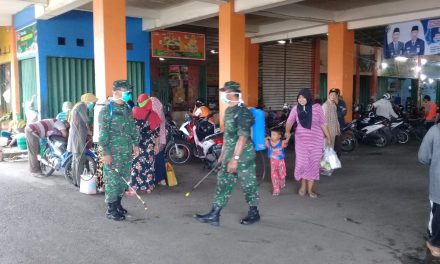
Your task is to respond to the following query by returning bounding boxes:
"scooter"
[165,113,223,168]
[38,135,97,186]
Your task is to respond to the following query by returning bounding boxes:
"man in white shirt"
[373,93,398,120]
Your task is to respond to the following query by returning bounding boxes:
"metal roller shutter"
[127,61,145,100]
[47,58,145,117]
[19,58,38,116]
[261,40,313,110]
[47,57,95,118]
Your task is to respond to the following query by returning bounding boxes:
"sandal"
[298,189,306,196]
[272,190,280,196]
[427,241,440,257]
[308,192,318,199]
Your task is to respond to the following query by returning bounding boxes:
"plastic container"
[17,137,27,150]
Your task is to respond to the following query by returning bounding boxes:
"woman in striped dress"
[285,88,332,198]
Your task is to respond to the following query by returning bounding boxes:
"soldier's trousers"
[212,159,259,208]
[103,152,131,203]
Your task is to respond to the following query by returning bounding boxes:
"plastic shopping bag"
[320,147,341,176]
[80,168,97,194]
[166,162,178,187]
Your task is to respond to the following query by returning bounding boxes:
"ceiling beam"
[188,19,259,33]
[193,0,227,4]
[348,8,440,30]
[250,24,327,43]
[126,6,160,19]
[18,0,48,5]
[35,0,92,19]
[255,4,334,23]
[0,15,12,26]
[235,0,304,14]
[336,0,440,23]
[142,1,220,31]
[247,19,325,38]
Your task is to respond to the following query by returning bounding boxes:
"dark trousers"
[334,135,342,157]
[155,150,166,184]
[428,202,440,247]
[72,152,86,187]
[25,127,41,173]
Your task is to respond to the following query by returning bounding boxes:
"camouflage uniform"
[212,104,259,208]
[98,100,138,203]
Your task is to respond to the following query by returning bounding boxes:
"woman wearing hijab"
[129,94,161,194]
[285,89,332,198]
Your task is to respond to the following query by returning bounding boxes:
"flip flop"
[426,241,440,257]
[309,192,318,199]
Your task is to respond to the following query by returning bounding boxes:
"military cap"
[393,27,400,33]
[411,25,419,32]
[113,80,133,91]
[220,81,241,93]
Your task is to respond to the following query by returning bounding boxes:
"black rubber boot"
[194,205,222,226]
[115,196,128,215]
[106,202,125,221]
[240,206,260,225]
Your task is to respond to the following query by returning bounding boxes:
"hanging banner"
[152,30,205,60]
[384,17,440,59]
[16,23,38,60]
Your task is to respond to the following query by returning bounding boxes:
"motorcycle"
[165,113,223,168]
[390,117,409,144]
[350,112,391,148]
[38,135,97,186]
[340,122,357,152]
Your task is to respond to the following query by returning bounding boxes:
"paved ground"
[0,141,438,264]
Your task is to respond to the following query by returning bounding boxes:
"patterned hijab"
[296,88,313,129]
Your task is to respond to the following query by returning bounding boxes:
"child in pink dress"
[266,129,287,196]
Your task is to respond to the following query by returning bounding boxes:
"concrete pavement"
[0,142,438,264]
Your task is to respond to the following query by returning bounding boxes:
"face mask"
[221,92,243,104]
[87,103,94,110]
[122,91,132,102]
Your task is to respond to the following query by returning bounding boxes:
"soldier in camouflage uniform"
[99,80,139,221]
[195,81,260,226]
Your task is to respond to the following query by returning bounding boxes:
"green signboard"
[16,23,37,60]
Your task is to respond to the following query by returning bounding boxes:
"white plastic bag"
[80,168,97,195]
[320,147,341,176]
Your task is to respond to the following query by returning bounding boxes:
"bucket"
[17,137,27,150]
[80,169,97,195]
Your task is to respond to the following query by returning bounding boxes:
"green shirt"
[98,102,138,156]
[223,104,255,162]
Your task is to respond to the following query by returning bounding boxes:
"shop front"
[150,29,219,123]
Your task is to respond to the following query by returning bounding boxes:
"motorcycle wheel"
[206,144,222,169]
[374,132,388,148]
[397,130,409,144]
[340,132,356,152]
[166,140,192,165]
[40,148,55,176]
[64,155,97,186]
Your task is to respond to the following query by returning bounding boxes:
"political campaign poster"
[384,17,440,59]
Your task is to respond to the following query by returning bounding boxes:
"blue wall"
[13,6,36,30]
[35,11,150,118]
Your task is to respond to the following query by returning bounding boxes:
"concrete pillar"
[10,27,20,117]
[218,0,246,127]
[93,0,127,100]
[244,38,259,107]
[327,23,354,120]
